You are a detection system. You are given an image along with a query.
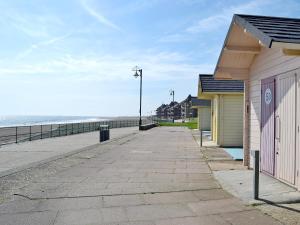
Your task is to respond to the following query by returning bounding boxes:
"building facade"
[191,98,211,131]
[214,14,300,190]
[198,74,244,147]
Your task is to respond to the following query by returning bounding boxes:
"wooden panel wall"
[248,47,300,164]
[221,95,244,147]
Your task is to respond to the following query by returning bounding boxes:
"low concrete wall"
[139,123,158,131]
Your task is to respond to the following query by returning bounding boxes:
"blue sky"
[0,0,299,117]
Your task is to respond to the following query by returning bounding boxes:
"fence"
[0,119,151,146]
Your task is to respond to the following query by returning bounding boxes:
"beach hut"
[214,14,300,190]
[198,74,244,147]
[191,97,211,131]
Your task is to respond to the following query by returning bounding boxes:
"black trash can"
[105,126,110,140]
[99,125,110,142]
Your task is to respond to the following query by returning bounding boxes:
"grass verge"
[159,120,197,129]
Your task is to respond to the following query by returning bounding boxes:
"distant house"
[156,102,182,120]
[162,105,169,119]
[156,95,200,122]
[180,95,198,121]
[156,104,167,119]
[198,74,244,147]
[189,97,199,118]
[168,101,181,120]
[214,14,300,190]
[191,98,211,131]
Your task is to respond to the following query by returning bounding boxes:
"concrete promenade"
[0,127,281,225]
[0,127,138,177]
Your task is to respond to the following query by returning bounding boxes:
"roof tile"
[199,74,244,93]
[236,14,300,45]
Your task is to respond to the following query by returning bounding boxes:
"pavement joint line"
[13,187,223,200]
[253,203,300,215]
[207,159,236,162]
[204,208,257,218]
[250,198,300,206]
[0,131,139,179]
[260,190,298,197]
[0,209,57,216]
[51,210,59,225]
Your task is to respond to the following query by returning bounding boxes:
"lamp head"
[132,65,141,78]
[133,71,139,78]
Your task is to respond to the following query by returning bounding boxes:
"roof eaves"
[234,14,273,47]
[203,89,244,93]
[198,74,208,95]
[213,14,273,78]
[213,17,236,77]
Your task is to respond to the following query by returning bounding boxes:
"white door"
[296,70,300,190]
[276,71,297,185]
[200,107,211,131]
[222,95,243,147]
[261,77,276,176]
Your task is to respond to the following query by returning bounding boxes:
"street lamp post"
[170,89,175,122]
[170,89,175,102]
[133,66,143,129]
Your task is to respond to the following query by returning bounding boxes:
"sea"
[0,115,108,127]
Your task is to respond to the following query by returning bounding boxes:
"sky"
[0,0,299,117]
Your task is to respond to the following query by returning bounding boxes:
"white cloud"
[2,11,64,38]
[186,15,226,33]
[186,0,272,33]
[119,0,160,12]
[0,51,213,82]
[158,0,297,43]
[16,33,72,59]
[159,0,276,42]
[80,0,121,31]
[158,33,194,43]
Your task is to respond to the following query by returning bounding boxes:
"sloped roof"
[191,97,211,107]
[234,14,300,47]
[169,101,178,107]
[214,14,300,80]
[180,95,195,104]
[199,74,244,93]
[180,95,192,104]
[156,104,166,109]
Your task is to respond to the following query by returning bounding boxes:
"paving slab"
[188,198,252,216]
[54,208,102,225]
[103,194,145,207]
[219,209,283,225]
[255,203,300,225]
[214,169,300,224]
[126,203,195,221]
[155,215,230,225]
[101,207,128,223]
[191,189,233,201]
[0,211,57,225]
[36,197,103,211]
[214,170,300,204]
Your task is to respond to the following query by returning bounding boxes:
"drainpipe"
[243,80,250,167]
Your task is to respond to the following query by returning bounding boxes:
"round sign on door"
[265,88,272,105]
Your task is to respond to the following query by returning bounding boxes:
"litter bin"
[99,125,110,142]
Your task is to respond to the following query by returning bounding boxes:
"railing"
[0,119,150,146]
